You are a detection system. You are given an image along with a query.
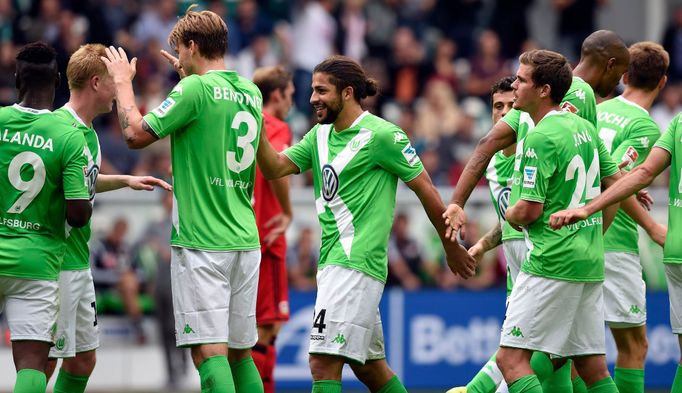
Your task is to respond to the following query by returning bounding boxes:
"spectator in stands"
[414,78,461,144]
[663,6,682,82]
[234,0,274,52]
[387,26,428,105]
[92,217,147,344]
[132,0,178,52]
[287,227,318,291]
[335,0,367,61]
[465,30,510,101]
[387,213,439,289]
[652,84,682,130]
[554,0,606,63]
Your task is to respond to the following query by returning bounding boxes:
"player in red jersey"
[252,65,295,393]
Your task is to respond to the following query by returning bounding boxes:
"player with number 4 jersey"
[102,6,266,393]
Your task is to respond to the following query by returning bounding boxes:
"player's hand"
[445,242,476,279]
[549,207,588,230]
[468,242,486,264]
[647,223,667,247]
[443,203,467,242]
[636,189,653,211]
[127,176,172,191]
[263,213,292,247]
[100,46,137,84]
[160,50,187,79]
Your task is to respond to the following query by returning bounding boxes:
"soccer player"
[498,49,621,393]
[594,41,669,393]
[256,54,476,393]
[101,7,265,393]
[0,42,91,393]
[43,43,171,393]
[251,65,295,393]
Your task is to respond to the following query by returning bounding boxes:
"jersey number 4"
[7,152,45,213]
[313,308,327,333]
[226,111,258,173]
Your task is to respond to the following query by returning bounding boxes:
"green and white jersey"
[598,96,661,254]
[55,105,101,271]
[486,151,524,241]
[144,71,263,251]
[560,76,598,127]
[654,113,682,264]
[284,112,424,283]
[0,104,89,280]
[517,111,619,282]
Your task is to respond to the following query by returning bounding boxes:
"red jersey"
[254,111,292,252]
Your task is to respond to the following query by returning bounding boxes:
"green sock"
[376,375,408,393]
[587,376,619,393]
[541,360,572,392]
[198,356,235,393]
[614,367,644,393]
[312,380,342,393]
[508,375,543,393]
[13,368,46,393]
[529,352,553,382]
[573,376,589,393]
[53,369,89,393]
[467,353,503,393]
[672,365,682,393]
[230,357,263,393]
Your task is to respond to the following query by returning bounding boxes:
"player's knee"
[309,354,343,381]
[64,351,96,376]
[227,348,251,363]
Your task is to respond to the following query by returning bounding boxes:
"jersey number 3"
[7,152,46,214]
[226,111,258,173]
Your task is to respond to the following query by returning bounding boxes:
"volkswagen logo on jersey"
[322,164,339,201]
[498,186,511,219]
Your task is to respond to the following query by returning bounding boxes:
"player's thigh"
[562,282,606,358]
[665,264,682,334]
[500,272,582,356]
[604,252,646,327]
[228,249,260,349]
[1,277,58,343]
[309,265,385,365]
[170,247,232,347]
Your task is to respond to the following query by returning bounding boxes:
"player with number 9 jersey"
[0,105,89,280]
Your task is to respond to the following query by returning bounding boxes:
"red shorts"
[256,245,289,325]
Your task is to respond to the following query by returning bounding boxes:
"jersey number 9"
[7,151,46,214]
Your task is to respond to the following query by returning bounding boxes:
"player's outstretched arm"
[96,174,172,193]
[444,121,516,241]
[505,200,543,227]
[469,224,502,263]
[550,147,671,230]
[406,170,476,278]
[101,46,158,149]
[256,130,299,179]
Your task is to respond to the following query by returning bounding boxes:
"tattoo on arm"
[118,105,133,130]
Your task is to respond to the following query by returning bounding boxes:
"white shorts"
[500,272,605,357]
[665,264,682,334]
[604,252,646,327]
[49,270,99,358]
[502,239,527,291]
[171,247,260,348]
[0,276,58,343]
[309,265,385,364]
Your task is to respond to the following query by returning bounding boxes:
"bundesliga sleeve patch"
[561,101,579,114]
[523,166,537,188]
[153,98,176,117]
[401,143,420,166]
[620,146,639,169]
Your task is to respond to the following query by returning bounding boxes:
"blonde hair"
[66,43,108,91]
[168,4,228,60]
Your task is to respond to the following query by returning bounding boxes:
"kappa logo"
[394,131,405,144]
[575,89,586,102]
[321,164,339,201]
[402,144,420,166]
[639,137,650,149]
[525,148,537,159]
[523,166,537,188]
[153,98,176,117]
[561,101,579,114]
[172,84,183,95]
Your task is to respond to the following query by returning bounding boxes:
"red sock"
[252,343,268,382]
[264,343,277,393]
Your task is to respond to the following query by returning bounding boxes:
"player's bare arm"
[66,199,92,228]
[96,174,172,193]
[550,147,672,230]
[256,130,299,179]
[263,176,292,247]
[443,120,516,241]
[406,170,476,278]
[468,224,502,263]
[505,199,543,228]
[100,46,158,149]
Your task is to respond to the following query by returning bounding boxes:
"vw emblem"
[498,187,511,219]
[322,164,339,201]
